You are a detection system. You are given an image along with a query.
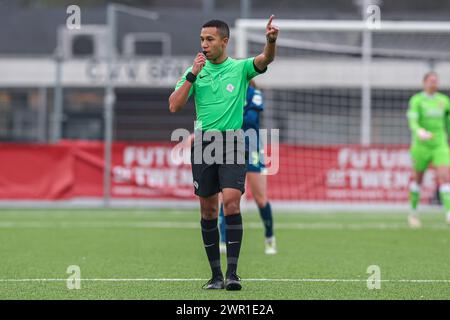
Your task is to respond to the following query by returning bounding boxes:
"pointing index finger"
[267,15,274,27]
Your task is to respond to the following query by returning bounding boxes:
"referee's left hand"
[266,15,279,43]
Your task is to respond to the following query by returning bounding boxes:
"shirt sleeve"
[446,95,450,135]
[407,95,421,133]
[174,67,194,97]
[244,57,267,80]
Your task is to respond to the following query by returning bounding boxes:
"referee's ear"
[221,36,229,47]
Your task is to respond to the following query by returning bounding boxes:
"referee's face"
[200,27,228,61]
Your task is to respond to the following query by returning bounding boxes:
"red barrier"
[0,144,74,199]
[266,145,436,202]
[0,141,438,202]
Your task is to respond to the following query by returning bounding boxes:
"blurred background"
[1,0,449,209]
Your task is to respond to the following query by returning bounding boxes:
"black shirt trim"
[253,61,267,74]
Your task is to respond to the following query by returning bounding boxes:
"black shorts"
[190,130,247,197]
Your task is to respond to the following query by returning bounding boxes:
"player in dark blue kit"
[218,80,277,255]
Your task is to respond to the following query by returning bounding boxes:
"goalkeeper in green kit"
[407,71,450,228]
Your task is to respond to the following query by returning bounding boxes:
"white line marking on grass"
[0,278,205,282]
[0,278,449,283]
[0,221,448,230]
[246,279,450,283]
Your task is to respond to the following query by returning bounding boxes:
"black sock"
[225,213,243,277]
[201,218,222,279]
[259,202,274,238]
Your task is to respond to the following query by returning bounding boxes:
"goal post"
[235,19,450,210]
[235,20,450,59]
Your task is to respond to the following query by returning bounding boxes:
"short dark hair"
[424,71,438,82]
[202,20,230,39]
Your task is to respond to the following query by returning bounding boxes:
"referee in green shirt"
[169,16,278,290]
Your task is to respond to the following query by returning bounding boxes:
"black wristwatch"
[186,72,197,83]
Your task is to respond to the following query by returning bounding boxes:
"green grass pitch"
[0,208,449,299]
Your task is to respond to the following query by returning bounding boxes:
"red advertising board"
[0,141,438,202]
[0,144,74,199]
[266,145,436,202]
[110,142,193,199]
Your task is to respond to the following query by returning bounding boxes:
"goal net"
[234,19,450,210]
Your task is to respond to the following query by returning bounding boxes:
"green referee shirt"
[175,57,266,131]
[407,91,450,147]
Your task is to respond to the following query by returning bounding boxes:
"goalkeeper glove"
[417,128,433,141]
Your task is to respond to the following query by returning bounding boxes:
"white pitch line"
[0,221,448,230]
[0,278,449,283]
[0,278,205,282]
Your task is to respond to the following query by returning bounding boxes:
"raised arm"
[168,53,206,113]
[253,15,279,72]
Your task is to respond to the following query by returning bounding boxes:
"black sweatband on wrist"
[266,37,276,43]
[186,72,197,83]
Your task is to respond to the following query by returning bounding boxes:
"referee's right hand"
[192,53,206,75]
